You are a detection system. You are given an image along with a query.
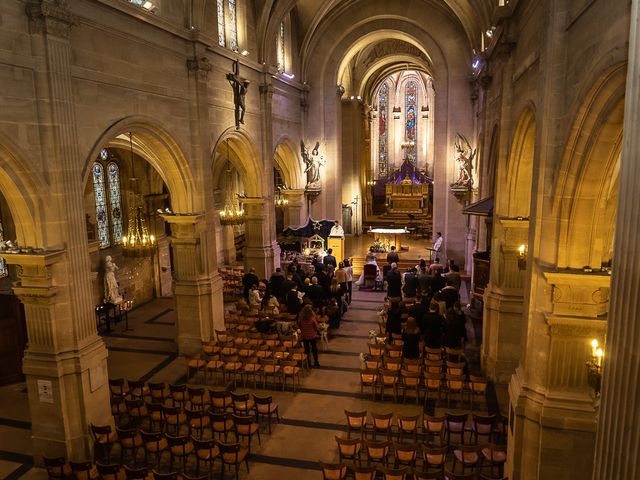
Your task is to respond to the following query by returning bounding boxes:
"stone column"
[592,1,640,476]
[281,189,306,228]
[4,251,110,463]
[482,218,529,382]
[506,272,608,479]
[242,198,277,279]
[162,214,224,354]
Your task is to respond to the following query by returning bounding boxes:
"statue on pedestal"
[104,255,123,304]
[451,133,476,189]
[301,140,324,189]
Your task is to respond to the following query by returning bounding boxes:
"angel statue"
[452,133,477,188]
[301,140,325,188]
[103,255,123,304]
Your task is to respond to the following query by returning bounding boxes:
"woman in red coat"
[298,304,321,368]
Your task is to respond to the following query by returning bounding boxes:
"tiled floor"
[0,288,501,479]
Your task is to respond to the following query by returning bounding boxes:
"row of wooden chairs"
[320,462,509,480]
[333,436,507,476]
[344,411,507,447]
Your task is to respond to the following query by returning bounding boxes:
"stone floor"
[0,288,502,479]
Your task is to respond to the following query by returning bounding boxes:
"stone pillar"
[4,251,110,463]
[242,198,277,279]
[482,218,529,382]
[593,1,640,476]
[281,189,306,228]
[162,214,224,354]
[506,272,608,479]
[220,225,236,265]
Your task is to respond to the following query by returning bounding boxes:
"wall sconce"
[517,244,527,270]
[366,180,376,187]
[393,106,401,119]
[421,105,429,118]
[586,339,603,396]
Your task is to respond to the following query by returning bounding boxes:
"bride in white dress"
[355,247,383,286]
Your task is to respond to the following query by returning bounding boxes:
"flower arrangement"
[369,329,378,341]
[359,352,368,369]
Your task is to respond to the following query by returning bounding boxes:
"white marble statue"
[104,255,123,304]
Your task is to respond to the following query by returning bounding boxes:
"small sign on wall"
[37,379,54,404]
[90,364,106,392]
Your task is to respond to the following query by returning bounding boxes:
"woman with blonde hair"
[297,304,321,367]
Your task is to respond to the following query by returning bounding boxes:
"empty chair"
[349,464,377,480]
[116,427,143,465]
[468,375,488,409]
[128,380,150,399]
[109,378,128,398]
[379,467,411,480]
[151,471,178,480]
[369,412,394,441]
[253,394,280,434]
[168,384,188,409]
[368,342,385,357]
[393,443,418,469]
[280,359,302,391]
[95,462,124,480]
[414,472,445,480]
[186,386,207,410]
[161,405,186,435]
[230,391,255,416]
[208,386,232,412]
[218,441,250,480]
[364,355,383,370]
[90,424,118,463]
[469,414,495,445]
[445,361,466,377]
[445,412,468,445]
[444,375,466,407]
[148,382,170,404]
[232,414,261,453]
[363,439,391,467]
[345,410,367,438]
[242,355,263,389]
[146,402,164,432]
[400,370,421,404]
[165,434,193,473]
[140,430,168,468]
[480,443,507,477]
[69,460,99,480]
[360,369,378,401]
[422,445,448,473]
[378,369,399,402]
[424,415,446,445]
[424,372,443,405]
[335,436,362,464]
[192,438,219,477]
[186,353,207,382]
[125,398,148,427]
[208,411,235,442]
[260,358,281,389]
[452,444,482,474]
[424,347,443,362]
[397,414,420,443]
[320,462,348,480]
[424,360,443,375]
[185,408,210,438]
[123,465,150,480]
[43,457,72,479]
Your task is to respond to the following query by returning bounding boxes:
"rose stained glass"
[405,81,418,163]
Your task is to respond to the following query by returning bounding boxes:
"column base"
[23,336,111,463]
[507,369,597,480]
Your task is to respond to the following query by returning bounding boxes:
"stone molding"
[25,0,77,39]
[186,56,212,81]
[543,271,610,317]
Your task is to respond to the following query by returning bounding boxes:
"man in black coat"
[269,267,285,299]
[242,267,259,300]
[402,268,419,298]
[386,263,402,298]
[306,276,326,309]
[438,279,460,309]
[323,248,337,268]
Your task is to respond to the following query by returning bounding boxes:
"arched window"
[276,20,286,71]
[93,149,123,248]
[217,0,238,50]
[378,82,389,178]
[405,80,418,163]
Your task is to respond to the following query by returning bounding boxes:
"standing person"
[335,262,348,296]
[422,301,446,348]
[323,248,337,268]
[329,220,345,238]
[443,302,468,349]
[269,267,285,299]
[386,245,399,265]
[431,232,443,261]
[298,304,321,367]
[242,267,259,301]
[344,259,354,304]
[402,317,422,359]
[386,263,402,298]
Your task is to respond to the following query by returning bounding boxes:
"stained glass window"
[378,82,389,178]
[217,0,226,47]
[405,81,418,163]
[107,163,123,243]
[92,162,110,247]
[277,21,286,71]
[227,0,238,51]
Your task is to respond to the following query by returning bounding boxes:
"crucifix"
[226,60,250,129]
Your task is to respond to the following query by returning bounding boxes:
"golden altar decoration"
[385,159,431,214]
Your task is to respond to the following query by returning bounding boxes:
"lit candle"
[591,339,598,357]
[595,348,603,367]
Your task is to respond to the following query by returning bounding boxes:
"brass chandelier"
[219,140,246,225]
[122,132,156,256]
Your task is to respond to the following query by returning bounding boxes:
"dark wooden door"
[0,293,27,385]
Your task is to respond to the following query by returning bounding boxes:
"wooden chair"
[400,370,422,404]
[362,264,378,289]
[445,361,466,377]
[468,375,488,409]
[208,386,232,412]
[140,431,168,468]
[280,358,302,391]
[414,472,444,480]
[422,445,448,473]
[208,412,235,442]
[161,405,186,436]
[393,442,418,469]
[205,354,225,385]
[192,438,219,477]
[365,355,383,370]
[445,412,468,445]
[260,358,281,389]
[332,435,360,464]
[424,360,443,375]
[424,415,446,446]
[443,471,474,480]
[231,414,261,453]
[230,391,255,416]
[146,402,164,432]
[108,378,128,398]
[168,384,188,409]
[185,407,210,438]
[480,443,507,477]
[90,424,118,463]
[186,354,207,383]
[222,355,244,389]
[147,382,170,404]
[218,441,249,480]
[151,471,178,480]
[345,410,367,438]
[444,375,466,407]
[253,394,280,434]
[69,460,99,480]
[123,465,151,480]
[424,347,443,362]
[452,444,482,475]
[125,398,148,428]
[186,386,207,411]
[359,368,378,401]
[242,355,262,389]
[128,380,150,399]
[397,414,420,443]
[368,342,385,357]
[349,464,377,480]
[379,467,411,480]
[115,427,143,465]
[43,457,72,479]
[369,412,394,441]
[320,462,348,479]
[469,414,495,445]
[95,462,124,480]
[362,440,390,467]
[165,434,193,473]
[378,369,399,402]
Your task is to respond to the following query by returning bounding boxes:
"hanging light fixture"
[121,132,156,256]
[274,187,289,208]
[219,140,246,225]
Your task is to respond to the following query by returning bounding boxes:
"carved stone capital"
[186,56,212,81]
[259,83,274,96]
[25,0,77,39]
[544,271,610,318]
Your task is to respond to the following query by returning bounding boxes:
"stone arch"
[211,128,263,198]
[555,64,626,268]
[273,137,304,189]
[82,116,198,213]
[502,108,536,218]
[0,135,47,247]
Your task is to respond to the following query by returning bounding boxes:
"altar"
[369,227,410,251]
[385,158,432,215]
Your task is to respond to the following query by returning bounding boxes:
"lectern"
[327,235,345,263]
